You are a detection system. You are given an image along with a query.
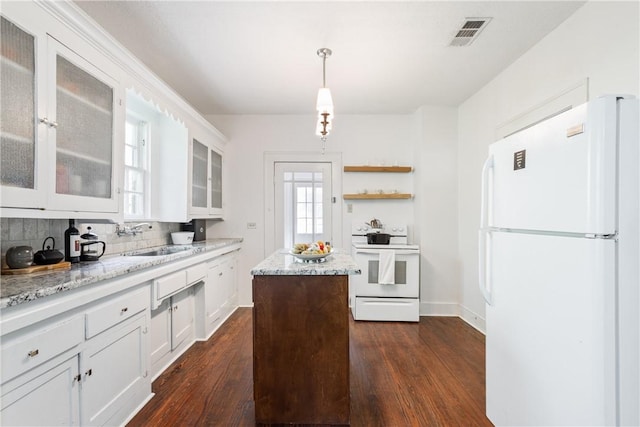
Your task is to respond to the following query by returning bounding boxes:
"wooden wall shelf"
[343,166,412,173]
[343,193,412,200]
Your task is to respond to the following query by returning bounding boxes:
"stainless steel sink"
[128,246,192,256]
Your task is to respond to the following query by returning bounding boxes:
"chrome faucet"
[116,223,152,237]
[132,223,151,231]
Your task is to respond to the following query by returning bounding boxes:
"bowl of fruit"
[289,241,332,261]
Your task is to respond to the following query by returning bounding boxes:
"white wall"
[457,1,640,331]
[205,114,417,306]
[414,106,460,316]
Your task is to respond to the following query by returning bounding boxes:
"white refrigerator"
[479,95,639,426]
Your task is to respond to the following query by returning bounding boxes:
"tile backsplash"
[1,218,182,259]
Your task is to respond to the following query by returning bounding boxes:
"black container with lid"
[181,219,206,241]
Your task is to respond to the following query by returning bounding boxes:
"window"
[282,170,326,247]
[124,117,149,218]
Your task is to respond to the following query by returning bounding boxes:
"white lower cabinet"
[149,286,195,379]
[81,313,147,426]
[202,252,238,337]
[0,286,150,427]
[171,287,195,350]
[205,260,225,329]
[1,352,81,426]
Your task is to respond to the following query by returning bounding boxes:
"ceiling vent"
[449,18,491,47]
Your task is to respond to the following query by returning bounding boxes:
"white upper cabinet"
[0,5,123,217]
[189,136,224,218]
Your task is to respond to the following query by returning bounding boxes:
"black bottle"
[64,219,81,263]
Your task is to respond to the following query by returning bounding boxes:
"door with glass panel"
[46,37,118,212]
[191,138,209,215]
[191,138,223,217]
[0,16,46,208]
[274,162,332,250]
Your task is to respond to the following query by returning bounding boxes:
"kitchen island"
[250,249,360,426]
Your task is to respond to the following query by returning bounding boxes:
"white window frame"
[124,114,150,219]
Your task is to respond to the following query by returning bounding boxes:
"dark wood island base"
[252,274,350,425]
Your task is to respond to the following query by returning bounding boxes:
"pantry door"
[274,162,332,251]
[264,153,342,256]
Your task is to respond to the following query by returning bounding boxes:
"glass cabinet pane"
[0,17,36,189]
[192,139,208,208]
[211,150,222,209]
[55,55,113,198]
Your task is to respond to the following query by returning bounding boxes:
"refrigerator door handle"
[478,229,493,305]
[479,154,494,305]
[480,154,494,230]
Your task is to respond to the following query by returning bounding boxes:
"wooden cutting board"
[1,261,71,275]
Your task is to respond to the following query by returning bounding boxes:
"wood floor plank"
[128,308,493,426]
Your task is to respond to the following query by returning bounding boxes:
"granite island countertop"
[0,238,242,309]
[251,249,361,276]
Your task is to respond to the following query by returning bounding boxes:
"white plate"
[289,248,333,260]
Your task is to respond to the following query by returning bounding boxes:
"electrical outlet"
[247,222,257,229]
[347,203,353,213]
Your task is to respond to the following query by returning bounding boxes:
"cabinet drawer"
[155,270,186,301]
[186,263,207,285]
[1,315,83,383]
[85,287,149,339]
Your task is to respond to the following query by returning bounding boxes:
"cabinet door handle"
[38,117,49,125]
[85,369,92,377]
[27,349,39,357]
[73,374,82,383]
[174,305,178,311]
[121,307,128,313]
[49,121,58,128]
[218,272,223,277]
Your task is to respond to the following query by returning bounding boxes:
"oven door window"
[367,260,407,284]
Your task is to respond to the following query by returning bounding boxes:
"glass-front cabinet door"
[0,16,46,209]
[190,137,224,218]
[210,150,222,212]
[46,38,119,213]
[191,138,209,212]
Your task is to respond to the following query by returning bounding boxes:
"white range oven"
[350,223,420,322]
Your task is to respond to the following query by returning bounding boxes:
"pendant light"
[316,48,333,148]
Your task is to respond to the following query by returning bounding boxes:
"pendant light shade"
[316,88,334,115]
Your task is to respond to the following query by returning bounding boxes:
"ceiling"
[75,1,585,115]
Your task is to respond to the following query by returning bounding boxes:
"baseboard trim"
[458,304,486,334]
[419,302,486,335]
[419,302,460,317]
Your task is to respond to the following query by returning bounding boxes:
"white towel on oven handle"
[378,250,396,285]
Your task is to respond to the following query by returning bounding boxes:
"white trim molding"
[263,151,343,258]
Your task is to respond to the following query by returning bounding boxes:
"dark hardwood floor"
[128,308,493,427]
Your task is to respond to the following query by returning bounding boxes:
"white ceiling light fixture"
[316,47,333,151]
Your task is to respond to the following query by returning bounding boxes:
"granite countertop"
[0,238,242,309]
[251,249,361,276]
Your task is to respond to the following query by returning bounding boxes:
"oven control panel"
[352,223,407,236]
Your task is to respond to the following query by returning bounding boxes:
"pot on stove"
[366,232,391,245]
